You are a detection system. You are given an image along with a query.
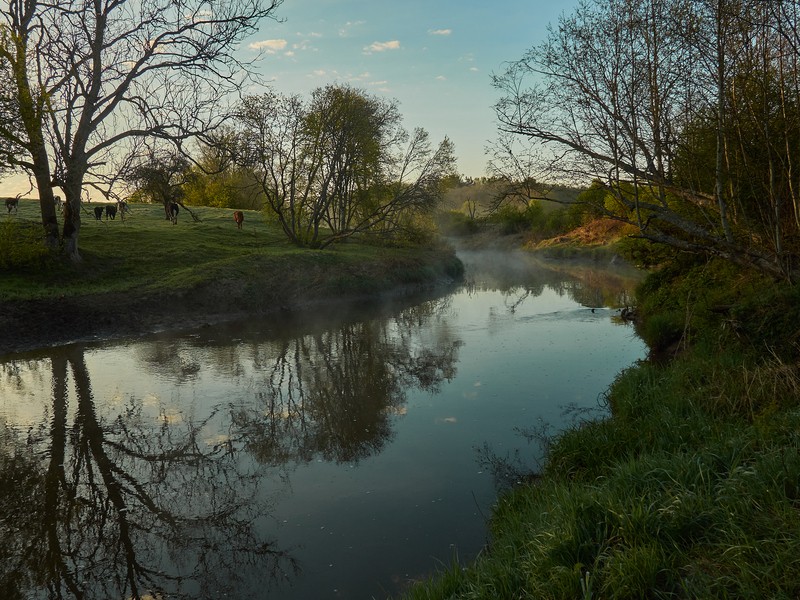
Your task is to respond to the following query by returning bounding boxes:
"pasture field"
[0,198,462,352]
[0,198,459,299]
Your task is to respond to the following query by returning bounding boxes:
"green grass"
[0,199,461,303]
[403,261,800,599]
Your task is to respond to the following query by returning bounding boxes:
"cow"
[105,204,117,220]
[169,202,179,225]
[54,195,64,213]
[94,206,104,220]
[5,198,18,213]
[233,210,244,230]
[117,200,129,222]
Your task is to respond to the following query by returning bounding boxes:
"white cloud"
[364,40,400,53]
[428,28,452,36]
[339,20,365,37]
[436,75,447,81]
[248,39,288,53]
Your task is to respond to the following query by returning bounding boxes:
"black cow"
[105,204,117,220]
[94,206,104,220]
[169,202,179,225]
[5,198,18,213]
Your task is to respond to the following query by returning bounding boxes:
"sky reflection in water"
[0,250,647,599]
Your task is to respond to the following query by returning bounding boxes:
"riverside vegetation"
[5,199,800,598]
[404,250,800,598]
[0,200,463,353]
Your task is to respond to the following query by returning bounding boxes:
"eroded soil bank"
[0,251,463,356]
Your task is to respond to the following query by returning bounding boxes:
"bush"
[0,220,50,270]
[490,202,545,235]
[435,210,479,237]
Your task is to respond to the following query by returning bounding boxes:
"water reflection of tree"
[0,347,294,600]
[460,250,641,311]
[233,300,462,465]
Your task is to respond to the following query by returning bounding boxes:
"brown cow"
[5,198,19,213]
[233,210,244,229]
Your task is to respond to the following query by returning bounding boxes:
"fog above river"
[0,251,646,599]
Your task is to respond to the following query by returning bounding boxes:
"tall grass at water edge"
[403,259,800,599]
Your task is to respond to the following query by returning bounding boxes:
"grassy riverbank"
[404,257,800,599]
[0,201,463,354]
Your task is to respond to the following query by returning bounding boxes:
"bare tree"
[235,86,457,248]
[485,131,558,214]
[493,0,800,279]
[0,0,283,260]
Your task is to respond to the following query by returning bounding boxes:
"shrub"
[435,210,479,237]
[0,220,50,270]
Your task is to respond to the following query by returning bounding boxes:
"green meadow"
[0,198,462,303]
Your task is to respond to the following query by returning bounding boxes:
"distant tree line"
[493,0,800,280]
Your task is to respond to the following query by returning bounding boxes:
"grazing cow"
[169,202,179,225]
[5,198,19,213]
[94,206,104,220]
[233,210,244,229]
[117,200,129,221]
[105,204,117,220]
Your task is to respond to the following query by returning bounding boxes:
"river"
[0,250,647,599]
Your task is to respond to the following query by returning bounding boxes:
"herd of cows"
[4,197,246,229]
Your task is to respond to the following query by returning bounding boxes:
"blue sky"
[0,0,576,197]
[243,0,576,177]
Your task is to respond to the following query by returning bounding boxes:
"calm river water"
[0,250,647,599]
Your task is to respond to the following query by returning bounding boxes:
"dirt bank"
[0,251,464,357]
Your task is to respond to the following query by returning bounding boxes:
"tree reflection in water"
[0,295,463,599]
[458,249,642,311]
[0,347,296,600]
[232,302,462,465]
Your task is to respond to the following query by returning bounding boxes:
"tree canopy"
[494,0,800,280]
[232,84,456,248]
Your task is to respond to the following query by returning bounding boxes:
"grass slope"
[0,200,462,354]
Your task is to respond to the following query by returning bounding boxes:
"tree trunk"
[62,184,82,262]
[31,157,60,250]
[715,0,734,243]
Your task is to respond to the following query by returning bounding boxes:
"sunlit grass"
[0,200,461,301]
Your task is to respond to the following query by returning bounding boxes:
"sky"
[239,0,575,177]
[0,0,577,197]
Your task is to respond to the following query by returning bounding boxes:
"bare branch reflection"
[0,346,295,600]
[231,299,463,465]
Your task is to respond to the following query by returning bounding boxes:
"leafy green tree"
[183,137,263,210]
[234,85,456,248]
[123,150,201,222]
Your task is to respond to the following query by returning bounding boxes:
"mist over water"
[0,251,646,599]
